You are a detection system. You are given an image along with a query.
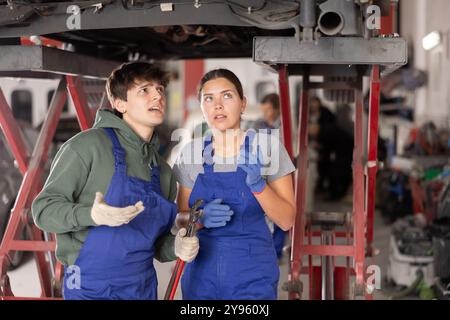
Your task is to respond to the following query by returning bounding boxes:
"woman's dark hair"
[197,69,243,100]
[106,62,168,118]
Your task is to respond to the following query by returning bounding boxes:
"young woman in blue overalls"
[174,69,296,299]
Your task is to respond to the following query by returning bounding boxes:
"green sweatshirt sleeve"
[154,233,177,262]
[32,144,97,234]
[152,158,178,262]
[153,172,178,262]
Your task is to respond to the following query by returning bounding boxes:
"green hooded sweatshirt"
[31,109,178,266]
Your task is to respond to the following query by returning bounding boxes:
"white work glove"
[174,228,199,263]
[171,213,190,234]
[90,192,145,227]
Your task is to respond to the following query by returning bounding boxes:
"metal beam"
[253,36,407,72]
[301,245,355,257]
[308,82,360,90]
[288,64,364,77]
[0,45,119,79]
[0,1,252,38]
[0,71,63,79]
[9,240,56,252]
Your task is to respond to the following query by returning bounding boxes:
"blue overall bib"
[181,133,279,300]
[63,128,177,300]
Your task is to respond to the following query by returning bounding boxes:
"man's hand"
[90,192,145,227]
[175,228,199,262]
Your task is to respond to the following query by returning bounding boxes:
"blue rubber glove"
[199,199,234,228]
[237,137,267,194]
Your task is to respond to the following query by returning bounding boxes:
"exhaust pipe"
[300,0,317,41]
[318,10,344,36]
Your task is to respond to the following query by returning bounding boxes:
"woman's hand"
[237,134,266,194]
[199,199,234,228]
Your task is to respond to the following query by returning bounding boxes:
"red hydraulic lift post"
[380,0,396,36]
[352,81,367,298]
[285,74,376,300]
[277,64,296,296]
[365,66,381,258]
[360,0,393,292]
[277,65,294,160]
[0,78,67,298]
[288,74,309,300]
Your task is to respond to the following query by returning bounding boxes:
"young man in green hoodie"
[32,62,199,300]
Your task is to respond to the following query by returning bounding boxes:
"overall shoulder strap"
[202,135,214,174]
[103,128,127,168]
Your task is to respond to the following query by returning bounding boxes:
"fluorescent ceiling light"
[422,31,441,51]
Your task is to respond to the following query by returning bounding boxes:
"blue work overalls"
[63,128,177,300]
[181,133,279,300]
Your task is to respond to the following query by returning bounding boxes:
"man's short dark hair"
[310,96,322,104]
[106,62,169,118]
[260,93,280,111]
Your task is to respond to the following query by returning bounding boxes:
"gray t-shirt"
[173,131,296,189]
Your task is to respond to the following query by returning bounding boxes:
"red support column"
[308,224,313,300]
[0,89,31,174]
[334,267,349,300]
[278,65,294,160]
[365,66,380,257]
[380,0,396,35]
[353,83,366,293]
[289,76,309,300]
[67,76,94,130]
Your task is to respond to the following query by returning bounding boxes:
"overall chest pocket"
[121,195,162,252]
[124,195,158,214]
[214,189,246,207]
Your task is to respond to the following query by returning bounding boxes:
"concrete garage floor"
[6,200,394,300]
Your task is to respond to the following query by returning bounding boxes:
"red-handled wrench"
[164,199,204,300]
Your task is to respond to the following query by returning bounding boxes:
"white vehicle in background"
[0,77,106,129]
[0,77,76,128]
